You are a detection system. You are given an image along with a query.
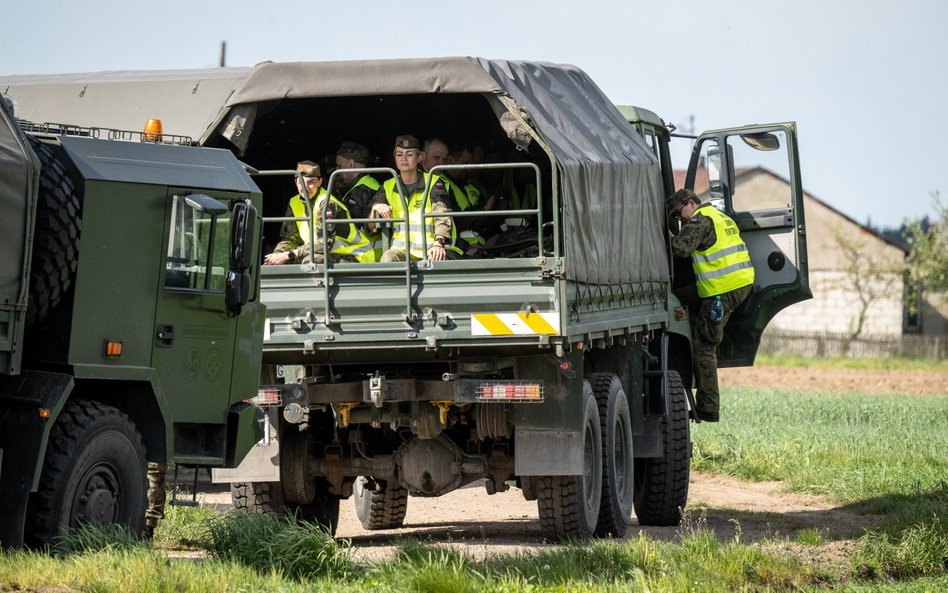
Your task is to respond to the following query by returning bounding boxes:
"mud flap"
[212,407,279,483]
[0,371,73,548]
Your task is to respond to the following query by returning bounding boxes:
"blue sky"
[3,0,944,228]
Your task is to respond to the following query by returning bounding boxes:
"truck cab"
[0,100,265,548]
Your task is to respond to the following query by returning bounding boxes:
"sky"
[2,0,945,229]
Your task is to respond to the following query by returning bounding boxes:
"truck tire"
[231,479,340,534]
[26,138,81,327]
[633,370,690,526]
[588,373,634,537]
[353,476,408,530]
[537,381,602,540]
[231,481,283,513]
[25,400,146,548]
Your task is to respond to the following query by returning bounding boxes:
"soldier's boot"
[142,518,158,540]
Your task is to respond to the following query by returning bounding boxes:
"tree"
[904,191,948,299]
[832,227,905,342]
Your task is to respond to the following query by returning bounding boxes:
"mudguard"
[0,371,73,548]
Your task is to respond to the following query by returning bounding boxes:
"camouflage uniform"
[670,204,753,421]
[273,192,357,264]
[337,175,378,221]
[144,462,168,537]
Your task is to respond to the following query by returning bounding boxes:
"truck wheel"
[26,138,81,327]
[633,370,691,526]
[588,373,634,537]
[231,481,283,513]
[25,400,146,548]
[231,479,340,534]
[537,381,602,540]
[353,476,408,530]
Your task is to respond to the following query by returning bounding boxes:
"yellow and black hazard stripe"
[471,312,560,336]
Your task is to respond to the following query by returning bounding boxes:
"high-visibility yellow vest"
[383,174,461,259]
[504,170,537,211]
[447,178,482,211]
[340,175,384,261]
[445,178,484,249]
[288,189,379,263]
[691,205,755,298]
[342,174,381,203]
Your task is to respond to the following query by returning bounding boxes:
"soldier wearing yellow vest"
[667,189,754,422]
[334,141,379,220]
[368,135,458,262]
[419,138,486,256]
[264,161,377,265]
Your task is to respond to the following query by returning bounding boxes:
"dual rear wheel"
[537,373,635,540]
[536,369,690,539]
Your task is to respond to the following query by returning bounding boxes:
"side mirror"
[225,270,251,315]
[231,200,258,272]
[185,194,228,216]
[740,132,781,152]
[707,144,724,202]
[226,200,258,314]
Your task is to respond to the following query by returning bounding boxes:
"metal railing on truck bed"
[255,163,668,362]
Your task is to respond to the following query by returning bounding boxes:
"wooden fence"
[758,330,947,360]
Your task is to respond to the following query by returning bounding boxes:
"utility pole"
[219,41,227,68]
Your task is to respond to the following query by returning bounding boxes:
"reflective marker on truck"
[471,312,560,336]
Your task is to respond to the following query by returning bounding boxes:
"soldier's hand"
[371,204,392,218]
[428,243,446,261]
[264,252,290,265]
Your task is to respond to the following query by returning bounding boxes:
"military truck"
[0,96,264,548]
[1,58,810,539]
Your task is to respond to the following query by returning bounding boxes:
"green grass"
[693,388,948,505]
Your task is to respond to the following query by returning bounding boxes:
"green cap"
[666,188,697,218]
[394,134,420,150]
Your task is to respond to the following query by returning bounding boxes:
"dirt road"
[197,366,940,561]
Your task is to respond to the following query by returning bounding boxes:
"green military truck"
[1,58,810,539]
[0,96,265,548]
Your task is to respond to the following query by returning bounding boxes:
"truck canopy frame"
[2,57,669,285]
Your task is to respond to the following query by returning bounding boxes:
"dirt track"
[719,365,948,396]
[196,366,941,561]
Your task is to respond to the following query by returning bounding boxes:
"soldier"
[421,138,451,172]
[368,135,460,262]
[264,161,376,265]
[420,138,486,255]
[667,189,755,422]
[333,141,379,220]
[143,461,168,539]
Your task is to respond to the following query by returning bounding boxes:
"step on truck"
[0,96,265,547]
[1,57,811,539]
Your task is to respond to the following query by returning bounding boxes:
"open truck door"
[685,123,811,366]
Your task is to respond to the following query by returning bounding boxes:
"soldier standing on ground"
[143,461,167,539]
[667,189,754,422]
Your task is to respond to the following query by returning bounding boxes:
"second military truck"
[0,95,264,548]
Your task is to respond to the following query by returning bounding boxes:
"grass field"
[2,372,946,592]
